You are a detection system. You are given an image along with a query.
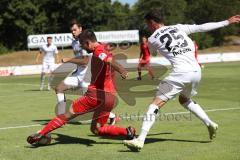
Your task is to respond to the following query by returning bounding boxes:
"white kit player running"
[124,9,240,151]
[55,21,117,123]
[36,36,59,91]
[55,21,90,115]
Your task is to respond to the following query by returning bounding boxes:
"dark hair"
[144,8,165,23]
[47,36,52,39]
[79,29,97,43]
[70,19,81,28]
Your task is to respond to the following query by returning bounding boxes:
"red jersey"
[194,42,199,59]
[140,43,151,60]
[88,44,116,93]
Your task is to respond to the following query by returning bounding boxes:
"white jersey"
[148,20,229,73]
[40,44,58,63]
[71,39,90,77]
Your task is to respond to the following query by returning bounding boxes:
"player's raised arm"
[106,57,128,79]
[178,15,240,35]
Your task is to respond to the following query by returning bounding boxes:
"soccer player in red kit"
[193,41,204,68]
[137,36,154,80]
[27,30,136,145]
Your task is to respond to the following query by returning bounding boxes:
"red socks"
[98,125,127,137]
[39,114,68,136]
[38,115,127,138]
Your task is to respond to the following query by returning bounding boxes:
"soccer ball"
[38,134,51,145]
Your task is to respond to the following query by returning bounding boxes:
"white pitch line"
[0,107,240,131]
[0,83,39,87]
[122,107,240,119]
[0,124,41,130]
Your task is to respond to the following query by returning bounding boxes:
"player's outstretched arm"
[107,57,128,79]
[62,56,89,65]
[180,15,240,35]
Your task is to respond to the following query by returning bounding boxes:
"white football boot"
[207,122,218,140]
[123,138,144,151]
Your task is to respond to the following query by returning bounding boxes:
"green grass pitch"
[0,62,240,160]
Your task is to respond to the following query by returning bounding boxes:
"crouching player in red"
[27,29,136,145]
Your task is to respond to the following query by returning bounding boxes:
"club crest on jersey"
[99,53,107,60]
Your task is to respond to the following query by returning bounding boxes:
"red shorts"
[72,89,116,126]
[139,58,150,67]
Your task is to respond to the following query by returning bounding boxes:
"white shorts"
[42,61,55,73]
[63,75,89,89]
[156,71,201,101]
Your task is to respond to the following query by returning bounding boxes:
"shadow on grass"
[50,133,96,146]
[31,119,51,125]
[118,132,210,152]
[147,132,173,136]
[24,89,50,92]
[25,133,122,149]
[144,137,211,144]
[88,134,125,141]
[87,132,174,142]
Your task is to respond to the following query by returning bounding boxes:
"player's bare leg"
[137,64,142,80]
[146,63,155,80]
[179,94,218,140]
[124,97,165,151]
[40,72,46,91]
[55,81,70,115]
[47,72,54,90]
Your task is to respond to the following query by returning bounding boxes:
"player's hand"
[62,58,70,63]
[120,71,128,79]
[228,15,240,24]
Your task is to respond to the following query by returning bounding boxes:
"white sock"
[182,100,213,126]
[48,75,53,88]
[56,93,66,115]
[40,74,45,87]
[138,104,159,142]
[80,81,90,94]
[109,112,116,119]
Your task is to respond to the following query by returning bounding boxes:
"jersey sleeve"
[175,20,229,35]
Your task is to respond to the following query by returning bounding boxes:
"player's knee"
[63,112,72,121]
[179,95,191,107]
[137,65,141,70]
[55,83,64,93]
[55,86,61,93]
[152,97,165,107]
